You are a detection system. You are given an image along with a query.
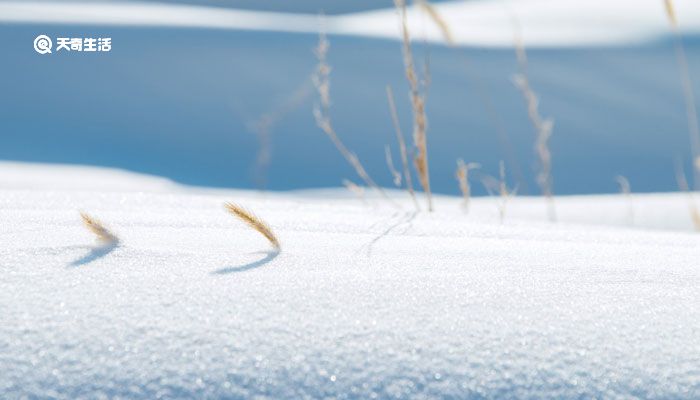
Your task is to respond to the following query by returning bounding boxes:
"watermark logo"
[34,35,112,54]
[34,35,52,54]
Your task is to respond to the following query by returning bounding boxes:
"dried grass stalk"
[664,0,678,28]
[615,175,631,195]
[664,0,700,188]
[498,161,512,223]
[455,159,480,213]
[224,202,280,250]
[395,0,433,211]
[252,114,273,190]
[343,179,366,203]
[386,85,420,211]
[512,74,555,219]
[479,162,516,223]
[312,29,392,203]
[512,30,556,222]
[416,0,529,200]
[385,145,402,187]
[80,212,119,244]
[416,0,455,46]
[251,80,312,190]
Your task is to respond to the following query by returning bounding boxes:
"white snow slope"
[1,162,699,399]
[2,0,700,47]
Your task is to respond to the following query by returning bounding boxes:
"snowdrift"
[2,163,699,398]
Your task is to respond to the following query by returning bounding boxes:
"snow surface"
[2,0,700,46]
[1,162,699,398]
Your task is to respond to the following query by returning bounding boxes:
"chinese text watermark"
[34,35,112,54]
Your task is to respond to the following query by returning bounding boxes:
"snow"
[2,0,699,46]
[336,0,700,47]
[2,162,699,398]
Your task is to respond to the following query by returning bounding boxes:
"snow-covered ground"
[2,1,700,397]
[2,162,699,398]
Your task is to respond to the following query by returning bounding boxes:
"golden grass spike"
[224,202,280,250]
[80,212,119,244]
[664,0,678,29]
[416,0,455,45]
[395,0,433,211]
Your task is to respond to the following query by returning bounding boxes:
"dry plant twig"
[312,29,393,205]
[416,0,455,45]
[395,0,433,211]
[386,85,420,211]
[250,78,313,190]
[664,0,700,188]
[456,160,480,213]
[480,161,516,223]
[497,161,514,223]
[664,0,678,27]
[343,179,367,203]
[511,21,556,222]
[80,212,119,244]
[426,0,528,193]
[385,145,402,187]
[513,74,555,219]
[675,163,700,230]
[224,202,280,251]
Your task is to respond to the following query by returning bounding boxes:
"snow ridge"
[1,163,699,398]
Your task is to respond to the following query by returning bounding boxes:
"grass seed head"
[224,202,280,251]
[80,212,119,244]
